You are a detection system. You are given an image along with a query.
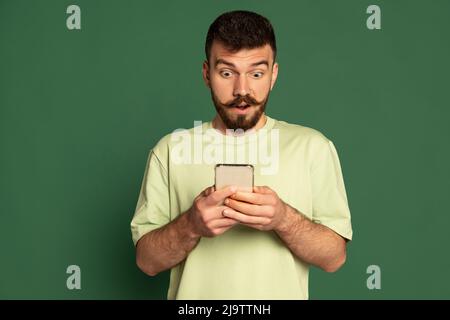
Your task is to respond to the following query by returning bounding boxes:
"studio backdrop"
[1,0,449,299]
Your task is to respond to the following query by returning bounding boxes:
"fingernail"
[230,186,237,193]
[224,199,229,205]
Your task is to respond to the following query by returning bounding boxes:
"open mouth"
[235,104,250,110]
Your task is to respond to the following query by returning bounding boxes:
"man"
[131,10,352,299]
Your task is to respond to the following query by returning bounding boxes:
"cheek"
[252,79,272,99]
[211,78,233,99]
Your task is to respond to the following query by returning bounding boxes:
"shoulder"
[151,132,172,154]
[273,118,331,148]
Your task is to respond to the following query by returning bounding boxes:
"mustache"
[224,94,262,107]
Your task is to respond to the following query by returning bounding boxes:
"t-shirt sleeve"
[310,139,353,241]
[130,150,170,246]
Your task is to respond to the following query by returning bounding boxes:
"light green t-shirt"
[130,115,353,300]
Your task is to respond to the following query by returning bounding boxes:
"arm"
[136,211,200,276]
[136,186,239,276]
[274,203,347,273]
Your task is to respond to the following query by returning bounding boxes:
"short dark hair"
[205,10,277,62]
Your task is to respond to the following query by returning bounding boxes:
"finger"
[209,217,239,229]
[240,223,264,230]
[209,205,234,220]
[253,185,274,194]
[201,186,215,197]
[230,191,271,205]
[214,225,236,235]
[207,186,237,205]
[225,198,270,217]
[222,208,270,225]
[203,186,215,197]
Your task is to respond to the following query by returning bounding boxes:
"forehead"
[210,41,273,67]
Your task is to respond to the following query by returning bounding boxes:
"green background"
[1,0,449,299]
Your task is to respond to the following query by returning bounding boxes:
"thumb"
[202,186,215,197]
[207,186,237,205]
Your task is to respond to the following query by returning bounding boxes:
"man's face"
[203,42,278,131]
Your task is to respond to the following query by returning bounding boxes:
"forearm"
[275,204,346,272]
[136,211,200,276]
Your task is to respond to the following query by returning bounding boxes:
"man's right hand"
[135,185,240,276]
[187,186,239,237]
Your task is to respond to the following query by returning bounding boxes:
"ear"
[270,62,279,91]
[202,60,210,88]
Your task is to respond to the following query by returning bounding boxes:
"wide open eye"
[250,71,264,79]
[220,70,234,78]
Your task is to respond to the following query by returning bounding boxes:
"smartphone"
[214,164,254,192]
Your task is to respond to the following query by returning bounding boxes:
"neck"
[212,113,267,135]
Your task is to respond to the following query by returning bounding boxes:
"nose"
[233,74,250,97]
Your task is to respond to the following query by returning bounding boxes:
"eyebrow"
[215,59,269,68]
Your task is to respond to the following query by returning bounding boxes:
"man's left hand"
[223,186,290,231]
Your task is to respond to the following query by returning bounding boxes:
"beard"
[211,90,270,131]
